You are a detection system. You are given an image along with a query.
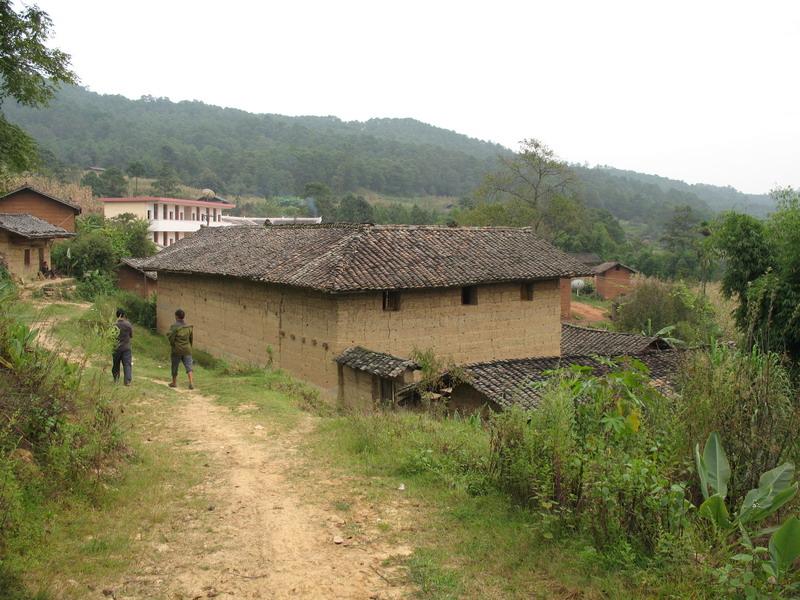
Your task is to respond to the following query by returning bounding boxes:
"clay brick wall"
[117,265,157,298]
[0,190,77,232]
[596,267,634,300]
[559,278,571,320]
[335,280,561,366]
[157,273,340,394]
[0,231,50,282]
[338,366,376,413]
[156,275,563,397]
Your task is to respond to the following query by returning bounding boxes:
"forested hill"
[6,85,772,220]
[4,85,505,197]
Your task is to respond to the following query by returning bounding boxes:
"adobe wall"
[338,366,376,413]
[335,280,562,365]
[559,278,571,320]
[156,273,340,394]
[0,231,50,282]
[0,191,77,232]
[596,268,634,300]
[117,266,156,298]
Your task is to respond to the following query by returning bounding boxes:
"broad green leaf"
[699,495,733,531]
[739,475,798,525]
[695,442,710,500]
[769,516,800,575]
[698,432,731,499]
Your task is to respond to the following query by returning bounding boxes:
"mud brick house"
[142,224,591,399]
[592,261,638,300]
[116,258,157,298]
[0,185,82,233]
[0,214,74,281]
[447,323,679,413]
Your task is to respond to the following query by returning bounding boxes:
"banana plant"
[696,432,800,589]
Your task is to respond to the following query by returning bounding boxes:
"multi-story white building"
[102,194,235,248]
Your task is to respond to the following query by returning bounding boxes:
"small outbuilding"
[592,261,638,299]
[0,214,74,281]
[0,185,82,233]
[335,346,420,412]
[116,258,157,298]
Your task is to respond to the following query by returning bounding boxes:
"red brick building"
[0,185,82,233]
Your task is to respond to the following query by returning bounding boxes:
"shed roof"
[141,224,593,293]
[0,213,74,239]
[592,261,638,275]
[0,185,82,213]
[561,323,669,356]
[459,351,682,410]
[120,257,157,280]
[335,346,419,378]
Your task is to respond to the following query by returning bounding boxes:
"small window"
[153,203,158,219]
[147,209,151,220]
[24,249,31,267]
[383,290,400,311]
[461,285,478,305]
[521,282,534,301]
[169,211,174,220]
[153,232,158,243]
[162,205,167,219]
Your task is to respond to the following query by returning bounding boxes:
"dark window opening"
[153,232,158,243]
[153,203,158,219]
[24,249,30,267]
[461,285,478,305]
[380,377,394,404]
[383,290,401,311]
[162,205,167,219]
[615,265,620,271]
[147,209,151,220]
[521,282,535,301]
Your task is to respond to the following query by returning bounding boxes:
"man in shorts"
[167,308,194,389]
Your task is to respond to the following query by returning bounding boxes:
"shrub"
[676,343,798,505]
[115,291,156,329]
[615,278,719,344]
[75,270,117,301]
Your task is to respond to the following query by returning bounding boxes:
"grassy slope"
[19,301,711,599]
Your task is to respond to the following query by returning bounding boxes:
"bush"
[115,291,156,330]
[615,278,719,344]
[676,343,798,505]
[75,270,117,301]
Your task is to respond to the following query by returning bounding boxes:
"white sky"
[35,0,800,194]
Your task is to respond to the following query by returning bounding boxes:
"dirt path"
[570,300,608,323]
[124,386,409,600]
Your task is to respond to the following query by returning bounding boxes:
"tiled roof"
[0,185,82,213]
[569,252,603,267]
[460,351,682,410]
[0,213,74,239]
[120,257,157,280]
[141,224,593,293]
[592,261,638,275]
[335,346,419,378]
[561,323,668,356]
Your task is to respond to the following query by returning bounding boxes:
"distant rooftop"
[101,195,235,208]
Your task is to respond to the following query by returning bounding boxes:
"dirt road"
[569,301,608,323]
[105,387,411,600]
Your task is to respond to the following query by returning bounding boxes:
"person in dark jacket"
[168,308,194,389]
[112,308,133,385]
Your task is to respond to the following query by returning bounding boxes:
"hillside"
[5,85,773,221]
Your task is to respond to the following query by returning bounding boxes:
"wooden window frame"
[521,282,535,301]
[461,285,478,305]
[382,290,401,311]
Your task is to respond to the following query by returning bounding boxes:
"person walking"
[112,308,133,386]
[168,308,194,389]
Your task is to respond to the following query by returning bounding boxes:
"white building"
[102,195,235,248]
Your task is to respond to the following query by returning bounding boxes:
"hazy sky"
[36,0,799,194]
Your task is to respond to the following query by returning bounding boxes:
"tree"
[660,205,703,279]
[337,194,373,223]
[80,167,128,197]
[714,187,800,359]
[126,161,146,195]
[476,138,575,232]
[0,1,76,178]
[152,164,180,196]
